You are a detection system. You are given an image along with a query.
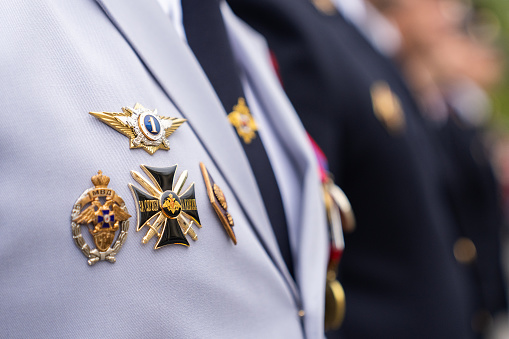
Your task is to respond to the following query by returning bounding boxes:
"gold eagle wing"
[73,205,97,224]
[113,204,132,221]
[89,109,135,139]
[161,117,187,138]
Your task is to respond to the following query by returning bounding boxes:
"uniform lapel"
[93,0,291,292]
[222,5,328,336]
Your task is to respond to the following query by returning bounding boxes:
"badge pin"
[323,176,354,330]
[370,81,405,134]
[71,171,131,265]
[228,97,258,144]
[129,164,201,249]
[311,0,338,15]
[199,162,236,244]
[90,103,186,155]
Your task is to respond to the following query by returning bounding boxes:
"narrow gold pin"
[200,162,236,244]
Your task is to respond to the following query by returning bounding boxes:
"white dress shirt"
[333,0,401,57]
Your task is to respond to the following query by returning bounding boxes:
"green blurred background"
[478,0,509,130]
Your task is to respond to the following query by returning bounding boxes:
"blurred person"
[372,0,509,336]
[228,0,480,337]
[374,0,502,122]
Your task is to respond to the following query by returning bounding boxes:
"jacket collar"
[223,5,328,336]
[93,0,302,303]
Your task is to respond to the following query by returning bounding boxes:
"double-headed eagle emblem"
[71,171,131,265]
[129,164,201,249]
[90,103,186,155]
[227,98,258,144]
[370,81,405,134]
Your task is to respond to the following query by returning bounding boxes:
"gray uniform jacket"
[0,1,328,338]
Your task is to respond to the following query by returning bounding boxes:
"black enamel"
[180,183,200,224]
[130,185,160,231]
[155,219,189,248]
[144,164,177,192]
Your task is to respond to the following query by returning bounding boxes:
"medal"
[309,135,353,330]
[71,171,131,265]
[227,98,258,144]
[325,271,346,331]
[323,177,347,330]
[371,81,405,134]
[129,164,201,249]
[90,103,186,154]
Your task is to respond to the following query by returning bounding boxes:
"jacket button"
[453,237,477,264]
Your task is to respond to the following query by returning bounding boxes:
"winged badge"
[90,103,186,155]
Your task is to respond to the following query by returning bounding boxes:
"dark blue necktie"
[182,0,295,279]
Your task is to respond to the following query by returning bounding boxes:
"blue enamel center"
[144,115,161,135]
[98,210,114,228]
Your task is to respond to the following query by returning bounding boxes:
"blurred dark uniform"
[228,0,485,337]
[437,106,508,334]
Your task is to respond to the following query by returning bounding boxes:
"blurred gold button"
[454,237,477,264]
[298,310,306,318]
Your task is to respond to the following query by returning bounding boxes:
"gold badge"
[129,164,201,249]
[325,271,346,330]
[199,162,236,244]
[71,171,131,265]
[227,97,258,144]
[90,103,186,155]
[311,0,338,15]
[322,176,353,330]
[370,81,405,134]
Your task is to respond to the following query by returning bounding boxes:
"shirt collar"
[332,0,367,27]
[155,0,186,40]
